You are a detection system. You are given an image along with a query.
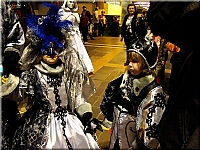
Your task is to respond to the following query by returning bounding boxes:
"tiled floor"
[84,36,172,149]
[85,37,126,149]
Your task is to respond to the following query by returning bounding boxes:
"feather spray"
[26,3,73,54]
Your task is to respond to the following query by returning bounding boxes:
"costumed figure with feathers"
[1,0,25,149]
[2,3,101,149]
[100,33,168,149]
[58,0,94,74]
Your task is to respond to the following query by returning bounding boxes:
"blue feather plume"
[26,14,38,31]
[26,3,73,52]
[42,3,59,15]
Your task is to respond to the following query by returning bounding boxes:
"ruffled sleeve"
[100,75,123,122]
[136,86,167,149]
[19,69,37,98]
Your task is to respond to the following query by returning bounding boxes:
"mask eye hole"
[42,50,48,55]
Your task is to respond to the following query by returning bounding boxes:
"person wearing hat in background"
[100,34,167,149]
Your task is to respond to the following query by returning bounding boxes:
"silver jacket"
[100,71,167,149]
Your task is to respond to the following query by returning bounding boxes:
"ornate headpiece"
[26,3,73,55]
[128,34,158,69]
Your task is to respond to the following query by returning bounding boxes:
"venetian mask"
[64,0,75,9]
[41,42,65,55]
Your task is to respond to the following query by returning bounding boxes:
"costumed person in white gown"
[58,0,94,74]
[2,3,100,149]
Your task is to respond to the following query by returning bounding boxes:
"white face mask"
[66,0,75,9]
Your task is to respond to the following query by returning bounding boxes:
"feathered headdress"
[26,3,73,55]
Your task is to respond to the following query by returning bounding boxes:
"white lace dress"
[58,8,94,73]
[11,63,99,149]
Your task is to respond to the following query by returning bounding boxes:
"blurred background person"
[98,10,107,37]
[120,3,138,66]
[154,35,168,88]
[80,11,89,44]
[8,1,21,19]
[82,6,95,40]
[136,9,148,40]
[111,16,119,37]
[93,7,99,37]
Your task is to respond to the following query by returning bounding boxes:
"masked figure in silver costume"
[2,4,100,149]
[1,0,25,149]
[1,0,25,77]
[58,0,94,74]
[100,33,167,149]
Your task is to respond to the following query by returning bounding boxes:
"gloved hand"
[81,112,92,127]
[84,118,103,140]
